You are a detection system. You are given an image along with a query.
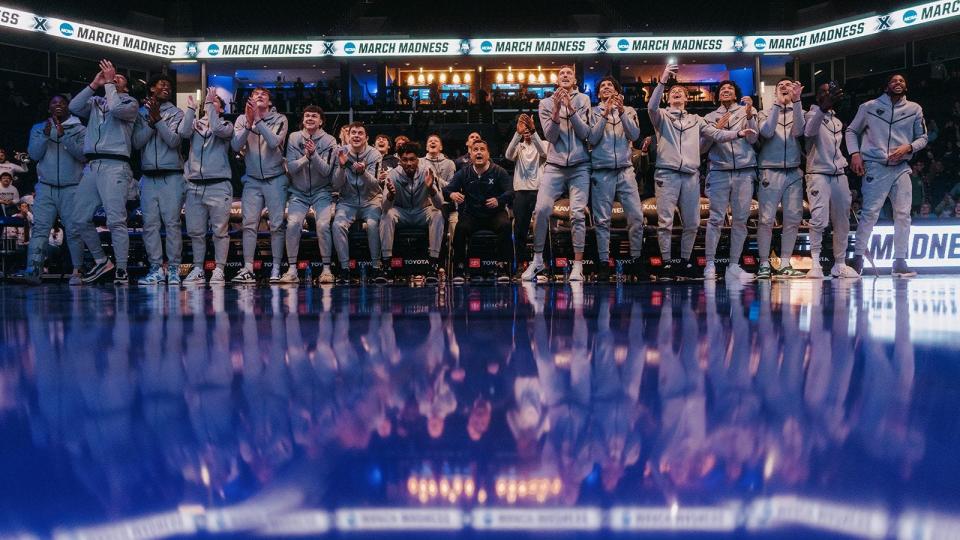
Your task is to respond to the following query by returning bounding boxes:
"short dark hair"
[0,172,12,179]
[394,134,410,145]
[427,133,442,142]
[888,73,907,84]
[716,80,741,100]
[375,133,390,142]
[347,121,366,133]
[398,141,422,157]
[302,105,325,124]
[251,86,272,98]
[776,77,794,85]
[147,74,174,90]
[471,139,489,149]
[598,76,622,96]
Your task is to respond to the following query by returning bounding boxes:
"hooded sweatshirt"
[538,89,591,167]
[383,163,443,211]
[133,101,185,173]
[588,104,641,170]
[701,103,759,171]
[844,93,928,165]
[68,83,139,159]
[179,103,234,183]
[420,153,456,191]
[804,105,848,175]
[648,82,741,174]
[28,116,86,187]
[757,102,805,169]
[504,132,547,191]
[231,108,288,179]
[286,129,338,196]
[333,144,382,207]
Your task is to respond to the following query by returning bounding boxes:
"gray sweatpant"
[140,173,185,268]
[705,169,755,264]
[757,168,803,265]
[380,205,443,259]
[333,203,381,269]
[184,181,232,268]
[71,159,132,268]
[806,173,851,260]
[532,163,589,254]
[241,174,288,267]
[286,191,336,265]
[591,167,644,261]
[854,162,912,259]
[26,183,87,271]
[654,169,699,261]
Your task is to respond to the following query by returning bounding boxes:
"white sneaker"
[703,263,717,280]
[521,259,546,282]
[318,267,335,284]
[209,267,226,285]
[278,266,300,284]
[182,266,206,285]
[568,263,584,282]
[725,263,756,283]
[807,264,825,279]
[69,273,83,286]
[269,266,282,283]
[831,263,860,279]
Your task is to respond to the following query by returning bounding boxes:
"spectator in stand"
[0,148,29,180]
[935,192,955,216]
[0,172,19,210]
[11,201,32,246]
[940,199,960,218]
[46,221,64,272]
[914,200,935,220]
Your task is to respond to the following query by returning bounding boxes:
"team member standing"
[587,76,645,282]
[231,87,289,284]
[648,63,755,281]
[380,142,445,282]
[756,78,805,279]
[68,59,139,284]
[505,114,546,277]
[279,105,338,285]
[179,90,234,286]
[846,74,928,277]
[332,122,383,282]
[16,96,87,285]
[523,65,591,282]
[133,75,185,285]
[804,82,860,279]
[443,139,513,283]
[701,81,759,283]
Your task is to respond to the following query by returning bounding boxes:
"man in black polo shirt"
[443,139,513,283]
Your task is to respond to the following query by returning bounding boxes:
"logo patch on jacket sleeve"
[811,190,819,196]
[865,176,874,183]
[656,180,664,187]
[876,109,885,115]
[761,180,770,188]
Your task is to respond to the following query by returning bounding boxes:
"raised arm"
[647,82,665,127]
[231,115,250,152]
[504,132,523,161]
[68,86,94,119]
[132,111,152,150]
[178,106,196,139]
[790,101,805,138]
[588,107,608,147]
[64,127,86,161]
[156,108,184,148]
[759,106,780,139]
[569,94,591,141]
[285,134,308,175]
[28,124,48,162]
[538,99,561,144]
[255,115,287,150]
[104,84,139,121]
[699,116,741,143]
[529,132,548,159]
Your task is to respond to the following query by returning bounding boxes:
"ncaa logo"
[903,9,917,24]
[59,22,74,37]
[480,40,493,53]
[617,39,629,52]
[754,37,766,50]
[344,42,357,54]
[207,44,220,56]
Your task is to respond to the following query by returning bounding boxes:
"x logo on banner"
[596,39,608,52]
[877,15,892,30]
[323,42,334,55]
[33,17,49,32]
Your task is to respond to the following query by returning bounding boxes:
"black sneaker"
[659,263,675,282]
[596,263,611,283]
[10,267,42,285]
[114,268,129,285]
[681,260,701,280]
[372,266,390,284]
[891,258,917,278]
[81,259,115,284]
[850,255,864,275]
[424,265,440,284]
[335,268,351,284]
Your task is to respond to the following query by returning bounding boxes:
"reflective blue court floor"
[2,278,960,539]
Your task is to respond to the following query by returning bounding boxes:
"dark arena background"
[2,0,960,538]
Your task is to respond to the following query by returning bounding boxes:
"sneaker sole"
[82,265,115,284]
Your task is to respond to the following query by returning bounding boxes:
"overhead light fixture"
[538,72,546,83]
[439,73,447,84]
[427,72,435,83]
[464,72,472,83]
[417,73,425,84]
[549,72,558,83]
[452,73,461,84]
[507,71,515,82]
[496,72,504,83]
[407,74,415,86]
